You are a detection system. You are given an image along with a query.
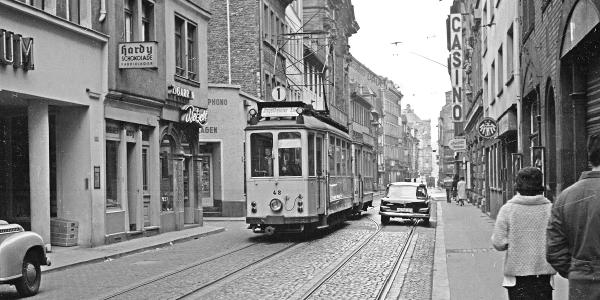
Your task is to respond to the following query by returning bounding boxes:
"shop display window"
[106,140,119,208]
[160,136,174,211]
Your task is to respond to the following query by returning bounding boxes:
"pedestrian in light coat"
[457,177,466,206]
[547,135,600,299]
[492,167,557,299]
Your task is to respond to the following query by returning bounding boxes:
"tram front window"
[250,132,273,177]
[278,132,302,177]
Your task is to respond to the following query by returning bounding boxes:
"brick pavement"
[431,189,569,300]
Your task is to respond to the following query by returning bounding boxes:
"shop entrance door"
[183,156,194,224]
[200,155,213,207]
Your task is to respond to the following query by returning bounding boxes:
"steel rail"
[299,216,382,300]
[99,242,263,300]
[375,224,418,300]
[175,242,302,300]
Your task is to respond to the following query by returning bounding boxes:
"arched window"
[561,0,600,57]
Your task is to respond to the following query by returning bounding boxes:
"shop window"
[250,132,273,177]
[106,140,120,209]
[308,133,315,176]
[142,147,148,191]
[278,132,302,177]
[160,136,174,212]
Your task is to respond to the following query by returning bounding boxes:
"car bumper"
[379,211,430,218]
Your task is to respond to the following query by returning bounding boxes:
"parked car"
[379,182,431,226]
[0,220,51,297]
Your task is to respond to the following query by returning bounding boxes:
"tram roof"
[245,115,350,138]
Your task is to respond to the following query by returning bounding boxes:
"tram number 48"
[273,190,282,195]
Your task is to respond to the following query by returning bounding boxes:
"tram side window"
[316,136,323,176]
[336,138,341,175]
[341,141,347,176]
[329,137,336,174]
[250,132,273,177]
[278,132,302,176]
[308,133,315,176]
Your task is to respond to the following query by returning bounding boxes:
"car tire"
[381,216,390,225]
[14,252,41,297]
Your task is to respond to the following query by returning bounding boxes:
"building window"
[141,1,154,42]
[497,45,503,94]
[142,147,148,191]
[174,15,198,81]
[522,0,535,40]
[21,0,44,10]
[56,0,80,23]
[160,136,174,212]
[106,140,120,209]
[507,26,514,80]
[124,0,134,42]
[491,61,496,104]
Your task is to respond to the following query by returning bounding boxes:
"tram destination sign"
[261,107,299,118]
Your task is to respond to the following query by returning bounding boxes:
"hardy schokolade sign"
[119,42,157,69]
[0,29,34,70]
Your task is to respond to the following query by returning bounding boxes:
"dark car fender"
[0,231,48,282]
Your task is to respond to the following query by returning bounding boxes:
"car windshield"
[386,185,427,199]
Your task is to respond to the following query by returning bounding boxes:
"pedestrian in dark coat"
[547,135,600,300]
[492,167,556,299]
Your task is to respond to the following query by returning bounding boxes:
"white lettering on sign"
[180,104,207,126]
[169,85,195,99]
[0,29,34,70]
[118,42,157,69]
[449,138,467,151]
[261,107,298,117]
[449,13,463,122]
[199,126,218,133]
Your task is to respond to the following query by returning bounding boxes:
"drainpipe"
[227,0,232,84]
[99,0,107,23]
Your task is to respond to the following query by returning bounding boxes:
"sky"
[349,0,454,147]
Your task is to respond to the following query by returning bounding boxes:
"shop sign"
[208,98,228,105]
[449,13,463,122]
[180,104,207,126]
[0,29,34,70]
[261,107,299,117]
[118,42,157,69]
[169,85,195,100]
[477,117,498,138]
[449,138,466,151]
[352,132,363,142]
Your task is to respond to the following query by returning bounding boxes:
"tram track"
[99,241,299,300]
[299,217,419,300]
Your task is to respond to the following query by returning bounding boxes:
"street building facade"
[381,79,405,184]
[0,0,108,248]
[437,91,456,185]
[403,104,433,181]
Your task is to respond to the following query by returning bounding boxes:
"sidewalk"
[431,189,568,300]
[42,224,225,273]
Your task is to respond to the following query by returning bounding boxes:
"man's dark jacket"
[547,171,600,279]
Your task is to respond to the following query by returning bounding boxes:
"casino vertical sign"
[449,14,463,122]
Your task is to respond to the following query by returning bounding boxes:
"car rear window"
[386,185,428,199]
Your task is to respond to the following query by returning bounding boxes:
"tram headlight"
[270,198,283,212]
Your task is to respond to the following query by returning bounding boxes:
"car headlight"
[270,198,283,212]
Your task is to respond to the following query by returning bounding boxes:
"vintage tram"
[245,102,373,235]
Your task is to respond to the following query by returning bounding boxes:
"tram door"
[316,134,326,214]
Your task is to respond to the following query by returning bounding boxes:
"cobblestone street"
[0,200,438,300]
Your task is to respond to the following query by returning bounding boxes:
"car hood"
[381,196,427,204]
